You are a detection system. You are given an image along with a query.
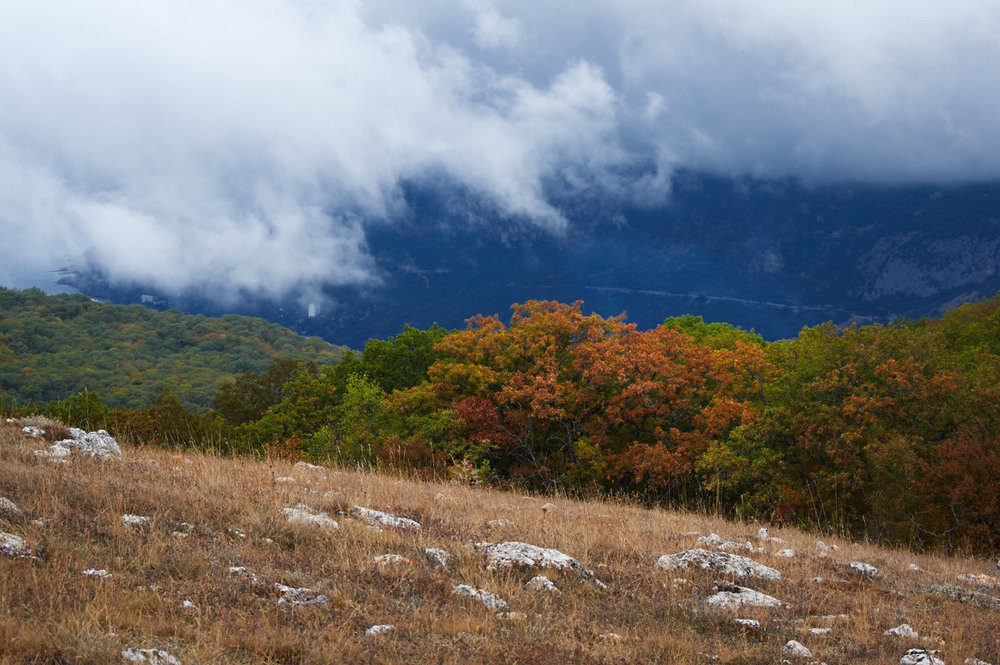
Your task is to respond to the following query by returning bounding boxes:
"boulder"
[476,541,606,587]
[121,648,181,664]
[656,548,782,581]
[281,505,338,530]
[705,581,786,610]
[352,506,420,531]
[781,640,813,659]
[900,649,944,665]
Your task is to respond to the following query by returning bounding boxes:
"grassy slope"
[1,422,998,665]
[0,289,348,411]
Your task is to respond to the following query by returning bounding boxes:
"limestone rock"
[900,649,944,665]
[274,583,328,606]
[705,581,785,610]
[0,497,20,517]
[121,649,181,664]
[83,568,112,579]
[366,624,395,636]
[885,624,919,639]
[476,540,606,587]
[282,505,338,530]
[781,640,813,659]
[656,548,782,581]
[845,561,878,578]
[424,547,451,569]
[452,584,508,610]
[526,575,560,593]
[0,532,30,557]
[352,506,420,531]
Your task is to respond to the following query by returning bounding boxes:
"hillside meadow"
[2,419,998,664]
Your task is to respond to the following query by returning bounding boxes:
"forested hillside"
[0,288,348,410]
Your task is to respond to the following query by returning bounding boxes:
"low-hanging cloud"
[3,0,1000,300]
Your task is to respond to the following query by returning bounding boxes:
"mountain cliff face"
[64,173,1000,346]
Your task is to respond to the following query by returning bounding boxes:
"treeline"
[0,288,347,411]
[6,297,1000,552]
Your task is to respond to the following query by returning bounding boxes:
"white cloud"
[2,0,999,298]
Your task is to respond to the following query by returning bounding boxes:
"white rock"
[498,612,528,621]
[846,561,878,578]
[352,506,421,530]
[476,541,605,586]
[424,547,451,569]
[526,575,561,593]
[181,600,197,611]
[227,527,247,539]
[0,533,29,557]
[900,649,944,665]
[656,549,782,581]
[705,583,785,610]
[22,426,45,438]
[59,428,122,459]
[121,648,181,664]
[35,443,71,460]
[776,549,795,557]
[366,624,395,636]
[814,540,839,556]
[965,658,994,665]
[486,518,513,528]
[294,461,326,472]
[228,566,257,582]
[781,640,813,659]
[697,533,759,552]
[598,632,622,641]
[885,624,919,639]
[451,584,508,610]
[734,618,761,629]
[122,514,150,528]
[82,568,112,579]
[757,528,768,540]
[540,502,557,513]
[274,582,328,606]
[275,476,296,483]
[0,497,20,516]
[282,505,338,530]
[909,564,923,572]
[374,554,413,566]
[809,627,833,635]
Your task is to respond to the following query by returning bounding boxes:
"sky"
[2,0,999,302]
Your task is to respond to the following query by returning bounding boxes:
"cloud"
[2,0,999,299]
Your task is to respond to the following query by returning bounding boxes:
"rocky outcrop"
[656,548,782,581]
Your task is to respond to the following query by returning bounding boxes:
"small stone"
[965,658,994,665]
[451,584,508,610]
[374,554,416,566]
[776,548,795,557]
[845,561,878,578]
[809,627,832,635]
[228,566,257,582]
[885,624,919,639]
[294,461,326,472]
[734,618,761,629]
[757,528,768,539]
[227,527,247,539]
[275,476,296,483]
[424,547,451,569]
[122,514,150,528]
[525,575,560,593]
[540,502,556,513]
[366,624,395,636]
[282,505,338,530]
[82,568,112,579]
[486,518,513,528]
[705,581,785,610]
[352,506,420,530]
[274,582,328,606]
[900,649,944,665]
[121,648,181,664]
[181,600,197,611]
[781,640,813,659]
[498,612,527,622]
[598,632,622,641]
[1,532,30,557]
[909,563,923,572]
[0,497,21,517]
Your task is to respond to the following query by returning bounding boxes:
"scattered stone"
[274,582,328,606]
[696,533,758,552]
[122,514,150,528]
[275,476,296,483]
[540,502,556,513]
[476,541,606,587]
[0,497,21,517]
[900,649,944,665]
[366,624,395,636]
[656,548,782,581]
[58,428,122,459]
[171,523,194,539]
[0,533,29,557]
[919,584,1000,610]
[809,627,833,635]
[486,518,513,528]
[227,527,247,539]
[121,648,181,664]
[181,600,197,611]
[32,518,53,527]
[598,632,622,641]
[734,618,761,629]
[82,568,112,579]
[451,584,508,610]
[282,505,339,530]
[294,461,326,472]
[35,443,71,460]
[526,575,561,593]
[352,506,420,531]
[683,531,701,537]
[909,564,923,572]
[965,658,994,665]
[776,549,795,557]
[810,577,826,583]
[374,554,416,566]
[781,640,813,659]
[705,581,786,610]
[757,528,768,540]
[22,426,45,438]
[814,540,839,556]
[228,566,257,582]
[424,547,451,569]
[498,611,528,622]
[885,624,919,639]
[957,573,1000,587]
[845,561,878,578]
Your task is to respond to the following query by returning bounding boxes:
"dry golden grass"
[1,420,999,664]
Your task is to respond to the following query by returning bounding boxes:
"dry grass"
[1,420,998,664]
